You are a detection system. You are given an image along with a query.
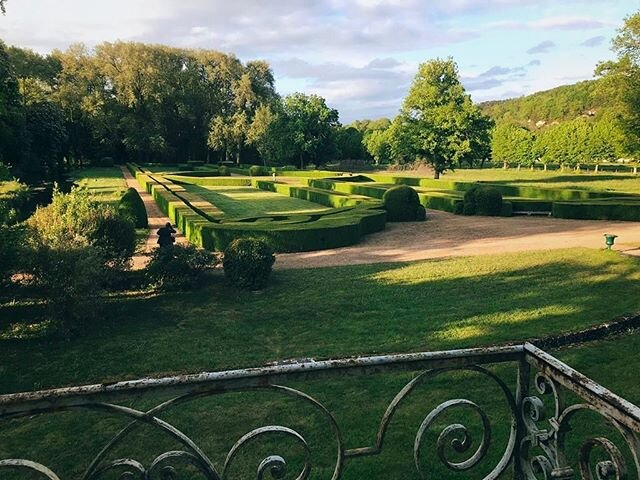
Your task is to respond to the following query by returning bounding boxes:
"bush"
[26,239,105,332]
[146,244,218,291]
[0,181,31,225]
[90,210,136,270]
[249,165,269,176]
[475,187,503,215]
[223,237,275,290]
[463,186,503,216]
[0,224,26,284]
[218,165,230,176]
[28,187,136,268]
[0,163,10,181]
[382,185,425,221]
[119,187,148,228]
[96,156,114,167]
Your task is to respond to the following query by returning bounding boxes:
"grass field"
[442,168,640,194]
[2,247,640,478]
[69,166,127,203]
[184,184,330,217]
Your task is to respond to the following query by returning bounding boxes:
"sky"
[0,0,636,123]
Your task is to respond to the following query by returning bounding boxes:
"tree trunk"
[300,154,304,170]
[434,170,440,179]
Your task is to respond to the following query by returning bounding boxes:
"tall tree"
[492,124,536,166]
[390,58,493,178]
[596,11,640,157]
[282,93,340,169]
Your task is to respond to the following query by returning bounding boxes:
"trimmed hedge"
[132,165,387,253]
[383,185,425,221]
[552,200,640,221]
[249,165,269,176]
[463,186,503,216]
[118,188,148,228]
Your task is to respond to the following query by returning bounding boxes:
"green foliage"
[463,186,503,216]
[596,11,640,157]
[382,185,425,221]
[0,180,30,225]
[28,187,136,267]
[248,165,269,176]
[0,163,10,180]
[391,58,494,177]
[481,80,604,125]
[0,224,26,284]
[118,187,148,228]
[552,199,640,221]
[145,244,218,291]
[26,239,105,331]
[218,165,230,176]
[491,124,535,165]
[282,93,340,168]
[223,237,275,290]
[363,128,393,165]
[335,126,367,160]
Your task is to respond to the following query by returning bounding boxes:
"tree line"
[0,41,355,184]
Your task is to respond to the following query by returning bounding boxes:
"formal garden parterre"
[128,162,640,256]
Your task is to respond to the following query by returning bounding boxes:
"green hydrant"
[604,233,618,250]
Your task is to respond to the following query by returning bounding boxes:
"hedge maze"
[130,163,640,253]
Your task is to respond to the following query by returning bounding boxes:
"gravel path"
[120,166,187,269]
[276,210,640,269]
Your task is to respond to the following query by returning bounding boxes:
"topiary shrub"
[475,187,503,215]
[90,210,136,270]
[119,187,148,228]
[249,165,269,176]
[146,244,218,291]
[463,186,503,216]
[382,185,425,221]
[223,237,275,290]
[218,165,230,176]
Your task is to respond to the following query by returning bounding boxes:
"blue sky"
[0,0,635,122]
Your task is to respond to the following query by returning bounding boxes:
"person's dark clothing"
[157,225,176,248]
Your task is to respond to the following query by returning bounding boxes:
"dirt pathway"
[276,210,640,269]
[120,166,187,269]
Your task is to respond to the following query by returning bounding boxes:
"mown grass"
[1,248,640,479]
[443,168,640,194]
[184,184,330,218]
[69,166,127,203]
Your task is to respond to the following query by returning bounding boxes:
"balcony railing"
[1,342,639,479]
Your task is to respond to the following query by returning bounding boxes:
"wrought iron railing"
[0,342,639,479]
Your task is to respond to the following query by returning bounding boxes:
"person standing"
[157,222,176,249]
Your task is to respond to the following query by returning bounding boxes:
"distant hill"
[480,79,607,128]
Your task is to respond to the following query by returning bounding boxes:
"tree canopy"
[389,58,494,178]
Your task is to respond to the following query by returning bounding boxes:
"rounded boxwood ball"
[118,187,148,228]
[223,237,275,290]
[382,185,425,222]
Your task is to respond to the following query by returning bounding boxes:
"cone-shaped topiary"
[118,187,148,228]
[382,185,426,221]
[223,237,275,290]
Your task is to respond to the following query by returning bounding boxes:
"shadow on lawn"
[1,251,638,394]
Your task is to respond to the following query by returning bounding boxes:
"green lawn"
[442,168,640,194]
[2,248,640,479]
[69,166,128,203]
[184,184,330,218]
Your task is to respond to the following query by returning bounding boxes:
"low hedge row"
[552,199,640,221]
[254,180,379,208]
[131,165,387,252]
[164,174,252,187]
